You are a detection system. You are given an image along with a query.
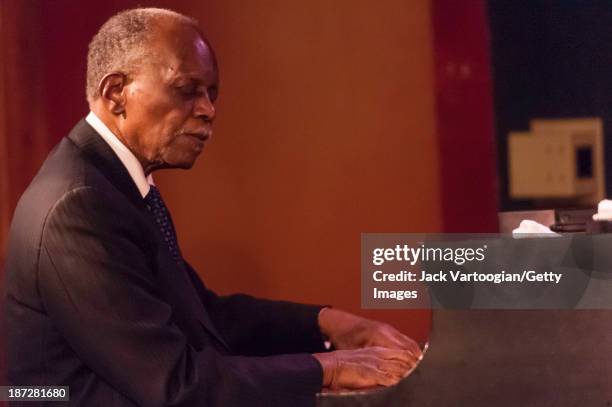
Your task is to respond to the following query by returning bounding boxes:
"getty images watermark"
[361,233,612,309]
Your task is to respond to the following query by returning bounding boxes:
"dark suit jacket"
[4,119,326,406]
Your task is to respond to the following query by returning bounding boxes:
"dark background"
[489,0,612,210]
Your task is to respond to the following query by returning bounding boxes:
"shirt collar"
[85,111,154,198]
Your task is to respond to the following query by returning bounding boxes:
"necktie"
[144,185,182,262]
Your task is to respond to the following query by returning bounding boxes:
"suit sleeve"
[38,187,323,407]
[183,262,329,356]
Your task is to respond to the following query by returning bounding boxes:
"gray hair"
[86,8,198,102]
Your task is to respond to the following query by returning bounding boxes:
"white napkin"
[593,199,612,221]
[512,219,560,238]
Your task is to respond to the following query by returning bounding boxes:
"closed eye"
[207,86,218,103]
[175,82,218,103]
[177,83,197,96]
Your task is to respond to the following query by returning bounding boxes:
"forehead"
[149,21,218,83]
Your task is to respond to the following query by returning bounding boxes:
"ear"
[98,72,128,116]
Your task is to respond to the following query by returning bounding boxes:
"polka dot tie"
[144,185,182,262]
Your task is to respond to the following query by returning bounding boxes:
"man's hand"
[312,347,417,390]
[318,308,422,359]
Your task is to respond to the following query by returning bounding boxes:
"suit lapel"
[67,119,231,353]
[67,119,146,211]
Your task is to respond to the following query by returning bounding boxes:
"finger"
[372,332,423,361]
[391,333,418,354]
[368,334,405,351]
[376,347,420,365]
[398,335,423,359]
[374,325,412,348]
[386,333,423,362]
[373,368,401,387]
[344,363,386,389]
[378,359,412,377]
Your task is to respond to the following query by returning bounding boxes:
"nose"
[194,90,216,122]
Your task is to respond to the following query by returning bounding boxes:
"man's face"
[121,21,218,171]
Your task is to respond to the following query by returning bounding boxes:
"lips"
[181,133,211,151]
[183,133,210,141]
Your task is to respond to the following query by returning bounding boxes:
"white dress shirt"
[85,111,154,198]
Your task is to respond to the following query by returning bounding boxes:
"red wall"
[432,0,499,232]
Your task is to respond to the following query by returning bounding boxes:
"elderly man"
[4,8,421,406]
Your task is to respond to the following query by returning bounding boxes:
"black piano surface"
[318,309,612,406]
